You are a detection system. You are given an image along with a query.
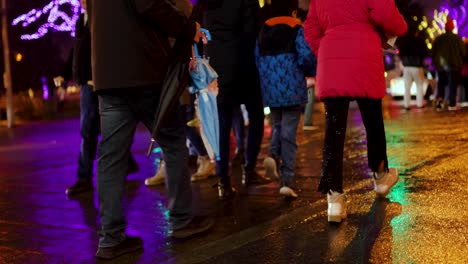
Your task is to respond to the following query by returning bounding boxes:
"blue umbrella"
[189,28,220,161]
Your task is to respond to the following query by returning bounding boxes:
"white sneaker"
[303,125,318,131]
[263,157,279,180]
[279,186,298,198]
[373,168,399,197]
[145,160,166,186]
[327,191,347,223]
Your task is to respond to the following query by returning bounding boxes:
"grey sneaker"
[327,191,347,223]
[373,168,399,197]
[279,186,298,198]
[263,157,279,180]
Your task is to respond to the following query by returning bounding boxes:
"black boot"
[215,181,237,200]
[65,180,93,196]
[242,168,272,186]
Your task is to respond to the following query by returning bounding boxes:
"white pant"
[403,67,426,108]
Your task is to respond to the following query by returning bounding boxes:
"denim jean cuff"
[98,224,126,247]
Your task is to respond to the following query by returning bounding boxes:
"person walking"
[304,0,407,223]
[143,0,215,186]
[397,26,429,109]
[431,19,466,111]
[90,0,212,259]
[193,0,272,200]
[56,0,139,196]
[255,0,317,198]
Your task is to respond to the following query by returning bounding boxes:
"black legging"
[319,97,388,194]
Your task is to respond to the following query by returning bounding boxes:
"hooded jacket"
[255,16,317,107]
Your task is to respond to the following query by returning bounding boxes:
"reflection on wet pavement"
[0,102,467,263]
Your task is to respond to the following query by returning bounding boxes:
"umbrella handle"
[147,138,155,157]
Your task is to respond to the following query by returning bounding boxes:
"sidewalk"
[0,102,467,263]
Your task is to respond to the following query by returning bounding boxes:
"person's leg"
[319,97,350,194]
[357,97,398,197]
[216,101,234,188]
[67,84,100,195]
[356,98,388,172]
[232,106,245,152]
[268,108,282,161]
[77,84,100,182]
[436,70,448,108]
[279,107,302,186]
[448,69,462,108]
[463,76,468,103]
[243,90,265,172]
[403,67,413,109]
[264,108,281,180]
[136,91,192,230]
[321,98,349,223]
[414,67,426,108]
[97,94,138,248]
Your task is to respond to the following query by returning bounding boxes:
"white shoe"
[279,186,298,198]
[263,157,279,180]
[145,160,166,186]
[327,191,347,223]
[191,156,216,182]
[303,125,318,131]
[373,168,399,197]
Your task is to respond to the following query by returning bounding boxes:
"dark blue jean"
[77,84,100,182]
[97,89,191,247]
[269,106,302,185]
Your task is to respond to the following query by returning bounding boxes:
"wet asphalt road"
[0,99,467,264]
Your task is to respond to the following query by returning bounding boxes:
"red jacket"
[304,0,407,99]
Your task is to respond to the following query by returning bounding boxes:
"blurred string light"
[439,0,467,37]
[414,0,467,50]
[12,0,82,40]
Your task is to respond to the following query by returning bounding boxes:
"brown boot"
[191,156,216,182]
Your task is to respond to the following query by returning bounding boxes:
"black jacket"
[397,33,428,67]
[193,0,261,104]
[90,0,196,91]
[62,13,92,86]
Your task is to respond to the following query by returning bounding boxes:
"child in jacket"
[255,0,317,198]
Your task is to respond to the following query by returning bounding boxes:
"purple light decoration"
[12,0,82,40]
[438,0,468,37]
[41,77,49,100]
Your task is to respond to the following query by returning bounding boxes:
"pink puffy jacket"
[304,0,407,99]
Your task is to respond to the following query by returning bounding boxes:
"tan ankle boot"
[191,156,215,182]
[145,160,166,186]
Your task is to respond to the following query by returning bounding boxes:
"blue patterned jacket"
[255,16,317,108]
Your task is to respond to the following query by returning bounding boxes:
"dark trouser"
[97,88,191,247]
[216,92,264,186]
[232,106,245,151]
[437,70,462,107]
[319,97,388,194]
[181,104,207,156]
[77,84,100,182]
[269,106,302,185]
[463,76,468,102]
